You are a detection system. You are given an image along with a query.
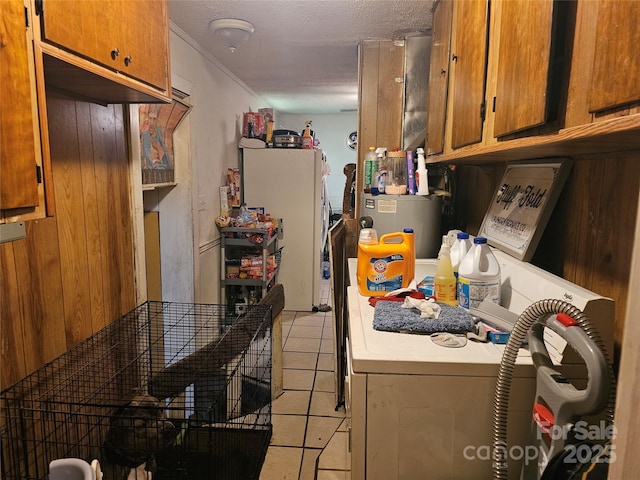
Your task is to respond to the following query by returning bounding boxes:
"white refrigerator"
[242,148,327,311]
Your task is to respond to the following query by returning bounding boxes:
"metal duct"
[402,34,432,151]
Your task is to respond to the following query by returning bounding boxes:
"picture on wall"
[139,98,190,185]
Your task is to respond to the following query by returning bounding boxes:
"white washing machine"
[345,255,614,479]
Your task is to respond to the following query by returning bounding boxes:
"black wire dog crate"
[0,301,273,480]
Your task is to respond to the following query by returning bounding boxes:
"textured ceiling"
[168,0,433,115]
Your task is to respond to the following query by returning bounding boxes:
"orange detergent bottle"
[357,229,414,296]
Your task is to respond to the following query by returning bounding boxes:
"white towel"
[401,296,442,319]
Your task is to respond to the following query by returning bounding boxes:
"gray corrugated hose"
[491,299,616,480]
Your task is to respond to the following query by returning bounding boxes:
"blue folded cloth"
[373,299,474,334]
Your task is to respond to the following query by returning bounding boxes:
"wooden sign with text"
[479,159,573,261]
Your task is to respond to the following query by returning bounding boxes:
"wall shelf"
[428,113,640,165]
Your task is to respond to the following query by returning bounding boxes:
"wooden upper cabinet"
[494,0,555,137]
[449,0,489,149]
[0,0,47,219]
[35,0,171,103]
[120,0,170,89]
[425,0,453,156]
[38,1,119,71]
[589,0,640,113]
[423,0,640,164]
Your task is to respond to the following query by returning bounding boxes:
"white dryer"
[345,254,614,479]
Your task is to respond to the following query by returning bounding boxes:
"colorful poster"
[139,99,190,185]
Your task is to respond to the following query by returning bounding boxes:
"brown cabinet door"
[494,0,555,137]
[589,0,640,113]
[119,0,169,88]
[0,0,40,211]
[358,40,404,150]
[425,0,453,155]
[450,0,489,149]
[39,0,169,91]
[376,41,405,150]
[40,0,121,70]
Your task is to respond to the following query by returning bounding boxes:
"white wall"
[139,26,358,305]
[154,25,270,303]
[278,114,358,214]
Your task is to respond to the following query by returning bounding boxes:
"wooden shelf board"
[428,114,640,164]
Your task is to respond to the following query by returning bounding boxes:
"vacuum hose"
[491,299,616,480]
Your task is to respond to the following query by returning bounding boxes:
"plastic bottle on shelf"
[404,227,415,284]
[364,147,376,193]
[434,236,457,306]
[407,150,416,195]
[302,121,314,149]
[370,157,379,194]
[371,148,387,195]
[415,148,429,195]
[386,150,407,195]
[458,237,501,310]
[450,232,472,298]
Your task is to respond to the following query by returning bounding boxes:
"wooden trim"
[427,113,640,164]
[127,105,148,306]
[33,31,55,217]
[609,188,640,476]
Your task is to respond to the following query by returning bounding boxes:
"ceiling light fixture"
[209,18,255,53]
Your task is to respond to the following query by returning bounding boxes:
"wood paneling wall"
[454,153,640,363]
[0,93,136,390]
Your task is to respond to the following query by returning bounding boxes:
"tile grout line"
[297,310,325,480]
[272,285,342,479]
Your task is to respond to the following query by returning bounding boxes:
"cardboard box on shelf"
[220,186,229,214]
[226,168,241,207]
[225,260,241,279]
[240,255,276,269]
[258,108,274,125]
[243,112,264,139]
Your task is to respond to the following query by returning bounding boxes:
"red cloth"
[368,290,426,307]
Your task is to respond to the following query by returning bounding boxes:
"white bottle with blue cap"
[457,237,501,310]
[451,232,472,276]
[451,232,472,299]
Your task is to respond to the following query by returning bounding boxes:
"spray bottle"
[415,148,429,195]
[434,235,457,306]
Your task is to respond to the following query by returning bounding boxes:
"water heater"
[360,193,442,258]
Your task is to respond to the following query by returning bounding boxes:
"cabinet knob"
[124,56,133,67]
[441,69,447,76]
[111,48,119,60]
[452,54,458,62]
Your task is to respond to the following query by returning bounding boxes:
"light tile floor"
[260,279,351,480]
